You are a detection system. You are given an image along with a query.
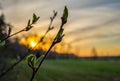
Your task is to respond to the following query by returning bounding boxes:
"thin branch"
[0,55,26,78]
[0,28,25,43]
[30,19,65,81]
[0,11,57,79]
[29,6,68,81]
[34,10,57,47]
[30,42,54,81]
[0,13,40,43]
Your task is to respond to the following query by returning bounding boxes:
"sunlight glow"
[30,41,37,48]
[19,35,52,50]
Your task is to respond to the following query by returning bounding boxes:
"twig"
[29,6,68,81]
[0,28,25,43]
[30,42,54,81]
[0,13,40,43]
[0,11,57,79]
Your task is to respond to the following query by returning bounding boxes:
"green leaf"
[33,13,37,20]
[0,41,6,47]
[27,19,31,26]
[26,54,36,68]
[55,28,65,43]
[57,28,64,40]
[25,19,33,31]
[32,13,40,24]
[35,55,44,67]
[62,6,68,23]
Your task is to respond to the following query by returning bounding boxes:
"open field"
[1,59,120,81]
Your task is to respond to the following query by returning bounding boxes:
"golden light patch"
[30,41,37,48]
[19,34,81,56]
[19,35,52,50]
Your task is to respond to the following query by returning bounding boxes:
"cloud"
[67,17,120,35]
[70,33,120,43]
[1,0,120,48]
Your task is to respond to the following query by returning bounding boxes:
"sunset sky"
[0,0,120,56]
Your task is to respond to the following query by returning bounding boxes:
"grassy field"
[1,59,120,81]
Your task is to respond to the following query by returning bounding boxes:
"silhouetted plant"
[0,14,12,46]
[27,6,68,81]
[0,9,57,78]
[0,13,39,45]
[0,6,68,81]
[0,12,40,79]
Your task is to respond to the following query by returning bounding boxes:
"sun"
[30,41,37,48]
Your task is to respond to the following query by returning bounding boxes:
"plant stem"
[30,72,35,81]
[0,11,57,80]
[30,42,54,81]
[30,22,65,81]
[0,54,26,78]
[0,28,25,43]
[30,68,36,81]
[0,14,55,78]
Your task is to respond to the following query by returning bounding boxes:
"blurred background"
[0,0,120,81]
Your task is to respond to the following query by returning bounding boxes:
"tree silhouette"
[91,47,98,59]
[0,14,7,40]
